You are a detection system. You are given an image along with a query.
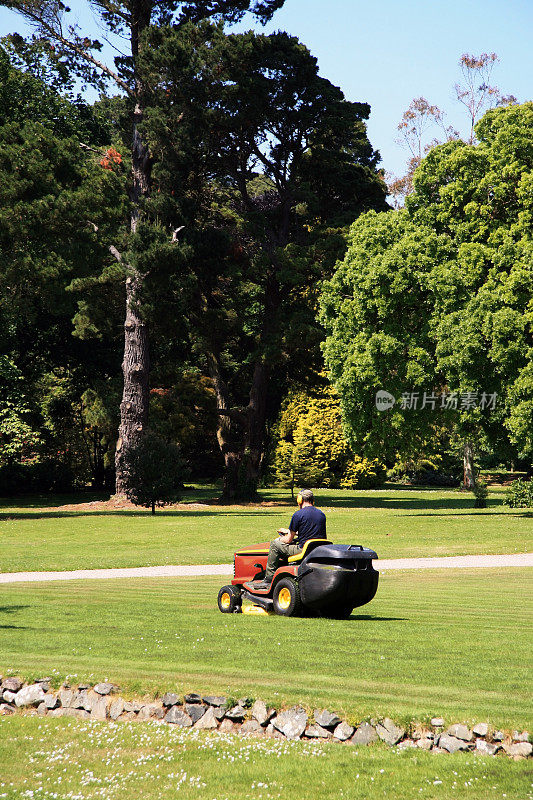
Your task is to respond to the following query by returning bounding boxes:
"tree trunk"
[463,440,476,489]
[115,274,150,494]
[115,1,152,495]
[151,499,155,515]
[205,352,268,502]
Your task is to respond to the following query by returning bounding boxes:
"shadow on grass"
[0,624,28,630]
[0,605,30,614]
[346,615,408,622]
[402,510,532,518]
[0,487,513,519]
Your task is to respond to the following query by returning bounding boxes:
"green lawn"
[1,486,531,573]
[1,568,531,729]
[0,715,530,800]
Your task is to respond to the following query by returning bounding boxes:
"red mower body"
[231,543,297,585]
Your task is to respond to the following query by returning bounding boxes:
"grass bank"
[1,568,531,728]
[0,715,530,800]
[1,487,531,573]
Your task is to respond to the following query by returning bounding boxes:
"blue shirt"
[289,506,326,547]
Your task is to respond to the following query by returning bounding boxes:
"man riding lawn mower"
[217,489,379,618]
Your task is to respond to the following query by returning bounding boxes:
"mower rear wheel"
[273,578,303,617]
[218,585,242,613]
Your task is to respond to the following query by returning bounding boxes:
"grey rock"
[437,734,470,754]
[417,738,434,751]
[397,739,417,750]
[162,693,181,707]
[15,684,46,708]
[314,709,341,729]
[138,703,164,721]
[186,704,206,724]
[43,694,59,710]
[305,724,330,738]
[376,718,405,746]
[90,697,108,720]
[241,719,264,736]
[265,722,285,739]
[446,724,472,742]
[505,742,532,758]
[58,688,73,708]
[2,691,16,704]
[513,731,530,743]
[475,739,500,756]
[94,683,114,696]
[165,706,192,726]
[118,711,137,722]
[123,700,142,713]
[109,699,124,720]
[431,717,445,727]
[272,706,307,740]
[493,730,505,742]
[333,721,354,741]
[431,747,448,754]
[62,708,90,719]
[1,677,22,692]
[203,695,226,707]
[184,693,201,704]
[77,684,90,691]
[219,719,236,733]
[37,702,48,716]
[472,722,489,737]
[225,705,246,721]
[195,707,219,730]
[0,704,14,716]
[238,697,253,708]
[412,727,433,741]
[213,706,226,720]
[251,699,274,726]
[70,690,89,710]
[351,723,378,745]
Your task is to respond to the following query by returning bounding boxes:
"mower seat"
[288,538,331,563]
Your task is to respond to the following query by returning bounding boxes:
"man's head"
[298,489,314,506]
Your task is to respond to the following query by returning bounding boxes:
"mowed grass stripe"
[1,568,531,727]
[1,487,532,573]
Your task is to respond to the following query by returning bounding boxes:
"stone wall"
[1,676,530,759]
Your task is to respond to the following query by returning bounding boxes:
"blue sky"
[0,0,531,177]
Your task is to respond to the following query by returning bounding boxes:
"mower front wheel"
[273,578,303,617]
[218,585,242,613]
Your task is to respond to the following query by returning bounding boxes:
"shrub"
[472,479,489,508]
[503,478,533,509]
[341,456,386,490]
[122,432,186,513]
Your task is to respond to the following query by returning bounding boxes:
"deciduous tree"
[321,103,533,485]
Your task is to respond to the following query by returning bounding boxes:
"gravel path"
[1,553,532,584]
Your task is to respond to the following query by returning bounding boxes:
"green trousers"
[264,539,302,581]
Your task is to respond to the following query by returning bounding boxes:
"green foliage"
[341,456,386,490]
[472,478,489,508]
[0,356,41,464]
[0,50,125,490]
[269,386,385,489]
[149,373,221,479]
[137,25,388,498]
[123,432,186,513]
[321,103,533,466]
[503,478,533,509]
